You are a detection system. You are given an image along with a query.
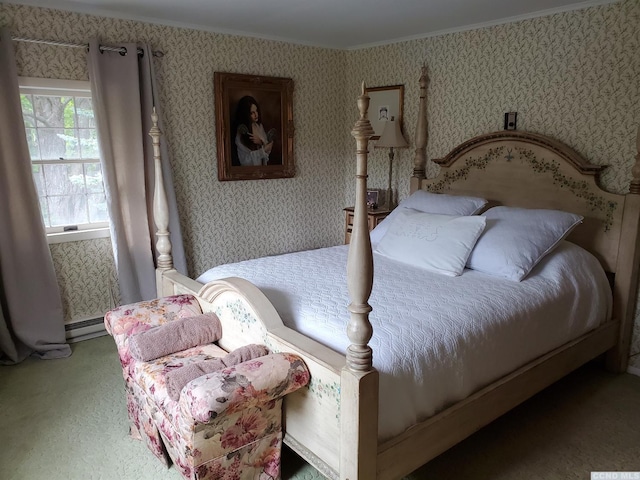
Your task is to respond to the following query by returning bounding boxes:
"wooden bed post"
[340,83,379,480]
[149,108,175,297]
[607,126,640,372]
[410,66,428,193]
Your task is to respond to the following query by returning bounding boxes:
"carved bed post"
[340,83,379,480]
[346,82,375,372]
[410,65,429,193]
[149,108,175,297]
[607,125,640,372]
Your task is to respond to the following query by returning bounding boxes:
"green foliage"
[62,97,75,128]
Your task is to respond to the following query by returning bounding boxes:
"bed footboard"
[157,267,346,477]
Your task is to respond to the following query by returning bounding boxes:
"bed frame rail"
[376,320,618,479]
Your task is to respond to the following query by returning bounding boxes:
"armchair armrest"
[104,294,202,353]
[179,352,310,423]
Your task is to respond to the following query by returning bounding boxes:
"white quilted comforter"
[197,241,611,440]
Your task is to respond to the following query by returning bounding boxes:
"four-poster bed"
[148,68,640,479]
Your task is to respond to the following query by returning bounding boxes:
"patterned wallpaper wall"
[1,1,638,366]
[49,239,118,321]
[343,0,640,365]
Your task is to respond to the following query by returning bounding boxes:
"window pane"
[48,195,88,227]
[34,95,74,128]
[38,127,67,160]
[25,127,41,160]
[21,94,36,128]
[31,164,45,197]
[75,98,95,128]
[79,129,99,159]
[88,193,109,223]
[61,128,80,159]
[84,163,104,193]
[40,197,51,228]
[44,163,85,195]
[38,128,80,160]
[63,98,77,129]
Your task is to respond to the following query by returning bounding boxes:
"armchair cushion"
[165,344,269,401]
[132,343,228,415]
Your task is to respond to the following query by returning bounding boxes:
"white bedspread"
[197,241,611,441]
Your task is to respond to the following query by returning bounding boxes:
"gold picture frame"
[214,72,295,181]
[364,84,404,140]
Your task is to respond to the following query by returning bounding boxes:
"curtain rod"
[11,36,164,57]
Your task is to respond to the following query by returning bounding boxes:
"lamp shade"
[376,116,408,148]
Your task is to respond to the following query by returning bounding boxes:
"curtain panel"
[88,39,186,305]
[0,28,71,364]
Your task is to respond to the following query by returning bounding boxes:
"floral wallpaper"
[49,239,118,322]
[1,1,638,364]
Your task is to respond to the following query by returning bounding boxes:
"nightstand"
[343,207,392,244]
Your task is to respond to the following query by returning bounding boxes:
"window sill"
[47,227,111,244]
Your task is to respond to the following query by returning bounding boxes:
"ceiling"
[11,0,617,49]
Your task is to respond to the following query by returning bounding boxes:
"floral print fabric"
[105,295,310,480]
[180,353,310,423]
[105,294,203,374]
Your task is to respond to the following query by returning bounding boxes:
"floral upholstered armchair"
[104,294,310,480]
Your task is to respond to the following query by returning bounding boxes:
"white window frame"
[19,77,110,244]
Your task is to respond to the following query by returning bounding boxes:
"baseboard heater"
[65,316,107,343]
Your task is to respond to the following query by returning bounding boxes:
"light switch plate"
[504,112,517,130]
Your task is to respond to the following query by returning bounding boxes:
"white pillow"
[375,208,487,277]
[370,190,487,245]
[466,206,583,281]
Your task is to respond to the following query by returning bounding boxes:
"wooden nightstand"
[343,207,392,244]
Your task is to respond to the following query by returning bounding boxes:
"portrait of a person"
[378,106,389,121]
[231,95,276,166]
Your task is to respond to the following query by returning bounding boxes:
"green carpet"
[1,335,639,479]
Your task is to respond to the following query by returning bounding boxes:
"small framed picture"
[366,189,380,209]
[364,84,404,140]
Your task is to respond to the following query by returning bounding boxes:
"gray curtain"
[0,28,71,364]
[88,39,186,305]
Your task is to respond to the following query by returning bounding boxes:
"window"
[19,77,109,243]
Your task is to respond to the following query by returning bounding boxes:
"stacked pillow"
[372,190,488,277]
[466,206,583,281]
[370,190,487,245]
[372,190,583,281]
[376,208,486,277]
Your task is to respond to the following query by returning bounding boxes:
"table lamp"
[375,116,408,208]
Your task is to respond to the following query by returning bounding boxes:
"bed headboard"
[413,130,628,273]
[408,122,639,372]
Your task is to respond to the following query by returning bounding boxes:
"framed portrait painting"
[214,72,295,181]
[364,84,404,140]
